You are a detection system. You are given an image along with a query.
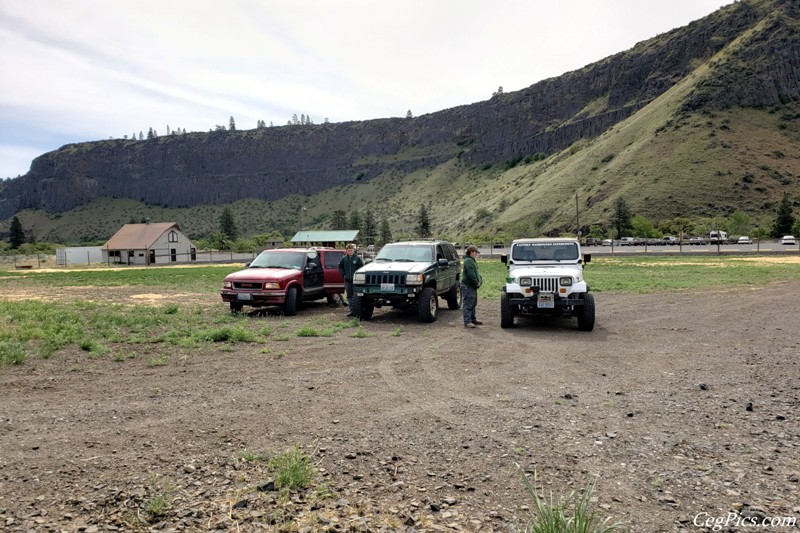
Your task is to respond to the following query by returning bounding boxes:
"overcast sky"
[0,0,729,180]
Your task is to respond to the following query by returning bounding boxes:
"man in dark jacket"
[461,245,483,327]
[338,243,364,317]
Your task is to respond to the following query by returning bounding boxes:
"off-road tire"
[230,302,243,314]
[353,296,374,320]
[418,287,439,323]
[500,292,515,328]
[284,287,298,316]
[577,292,595,331]
[446,281,461,310]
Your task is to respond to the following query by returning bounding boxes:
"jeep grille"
[531,277,558,292]
[233,281,263,290]
[365,273,407,285]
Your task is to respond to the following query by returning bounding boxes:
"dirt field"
[1,279,799,532]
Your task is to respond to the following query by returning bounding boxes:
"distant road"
[474,240,800,257]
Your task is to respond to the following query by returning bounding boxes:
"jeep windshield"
[374,245,433,262]
[512,242,579,262]
[249,251,305,270]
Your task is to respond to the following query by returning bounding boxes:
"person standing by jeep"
[338,243,364,317]
[461,245,483,328]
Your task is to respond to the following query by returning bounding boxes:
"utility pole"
[575,193,581,240]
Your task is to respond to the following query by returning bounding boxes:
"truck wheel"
[577,293,595,331]
[230,302,243,314]
[353,296,374,320]
[418,287,439,322]
[284,287,298,316]
[446,281,461,310]
[500,292,515,328]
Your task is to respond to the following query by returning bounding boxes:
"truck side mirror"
[500,254,508,264]
[583,254,591,264]
[438,258,448,266]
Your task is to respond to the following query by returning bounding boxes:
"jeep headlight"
[223,281,232,289]
[263,282,280,289]
[519,277,532,287]
[406,274,423,285]
[353,272,365,284]
[559,277,573,286]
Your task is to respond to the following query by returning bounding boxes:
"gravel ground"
[1,279,799,532]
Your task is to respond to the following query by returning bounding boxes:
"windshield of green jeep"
[512,242,579,262]
[375,245,434,262]
[249,251,305,270]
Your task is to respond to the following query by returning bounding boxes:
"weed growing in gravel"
[390,327,403,337]
[79,340,109,357]
[274,334,290,341]
[350,326,373,338]
[517,467,627,533]
[0,340,25,366]
[269,444,316,493]
[148,355,169,367]
[143,474,176,519]
[296,325,320,337]
[194,325,255,343]
[239,449,267,463]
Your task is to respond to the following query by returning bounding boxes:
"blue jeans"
[461,285,477,325]
[345,281,355,314]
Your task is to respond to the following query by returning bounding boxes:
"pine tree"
[612,198,633,238]
[229,116,236,131]
[219,207,239,243]
[771,192,795,237]
[417,204,431,238]
[8,216,25,248]
[348,211,362,235]
[330,210,347,230]
[362,208,376,245]
[406,110,413,119]
[379,218,392,245]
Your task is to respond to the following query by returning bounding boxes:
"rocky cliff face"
[1,0,796,220]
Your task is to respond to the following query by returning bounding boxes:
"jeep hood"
[358,261,430,274]
[224,268,300,281]
[509,264,583,278]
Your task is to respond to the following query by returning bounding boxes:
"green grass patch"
[518,467,626,533]
[479,256,800,297]
[269,444,316,493]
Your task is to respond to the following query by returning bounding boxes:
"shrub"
[269,444,316,492]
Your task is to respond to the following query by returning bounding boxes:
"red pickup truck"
[220,248,346,314]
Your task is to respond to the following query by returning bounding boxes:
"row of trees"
[604,195,798,240]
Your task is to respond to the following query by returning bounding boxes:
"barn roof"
[103,223,182,250]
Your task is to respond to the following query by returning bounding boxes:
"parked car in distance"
[737,236,753,244]
[662,236,679,245]
[584,237,602,246]
[619,237,637,246]
[493,241,505,248]
[781,235,797,245]
[220,247,346,315]
[601,239,613,246]
[688,236,707,245]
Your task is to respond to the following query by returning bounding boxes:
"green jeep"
[351,240,462,322]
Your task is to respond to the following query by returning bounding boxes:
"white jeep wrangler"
[500,238,595,331]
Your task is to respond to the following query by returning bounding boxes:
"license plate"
[537,293,554,308]
[380,283,395,291]
[237,293,253,301]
